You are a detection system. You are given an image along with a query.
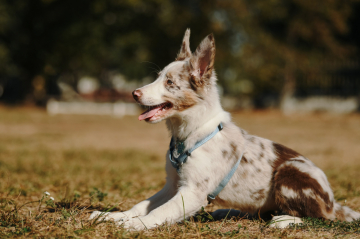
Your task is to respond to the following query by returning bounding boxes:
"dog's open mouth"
[138,102,173,121]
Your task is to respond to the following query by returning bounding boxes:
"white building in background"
[77,76,99,94]
[47,100,138,117]
[46,73,141,117]
[281,96,359,114]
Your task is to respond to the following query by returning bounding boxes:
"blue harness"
[168,123,244,203]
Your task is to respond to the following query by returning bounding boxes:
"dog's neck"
[166,85,230,149]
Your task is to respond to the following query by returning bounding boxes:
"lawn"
[0,106,360,238]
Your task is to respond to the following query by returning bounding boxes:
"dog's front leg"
[89,179,177,222]
[122,186,206,230]
[89,161,178,222]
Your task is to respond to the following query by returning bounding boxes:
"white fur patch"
[302,188,316,198]
[281,186,298,199]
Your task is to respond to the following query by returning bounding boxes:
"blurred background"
[1,2,360,236]
[0,0,360,114]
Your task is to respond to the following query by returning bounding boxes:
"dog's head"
[133,29,217,123]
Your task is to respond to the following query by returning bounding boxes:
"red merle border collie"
[90,29,360,230]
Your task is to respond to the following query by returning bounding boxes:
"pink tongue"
[138,106,162,121]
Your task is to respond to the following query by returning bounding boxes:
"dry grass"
[0,106,360,238]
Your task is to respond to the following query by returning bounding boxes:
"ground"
[0,106,360,238]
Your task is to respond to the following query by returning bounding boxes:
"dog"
[90,29,360,230]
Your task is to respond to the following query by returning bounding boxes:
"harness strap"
[168,123,245,203]
[169,123,223,171]
[207,151,244,203]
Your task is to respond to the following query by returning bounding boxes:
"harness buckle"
[207,194,215,203]
[218,123,223,131]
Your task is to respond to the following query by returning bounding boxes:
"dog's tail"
[334,202,360,222]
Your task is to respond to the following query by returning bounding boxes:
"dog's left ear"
[176,29,192,61]
[189,33,215,83]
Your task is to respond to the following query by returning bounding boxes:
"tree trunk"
[280,64,296,114]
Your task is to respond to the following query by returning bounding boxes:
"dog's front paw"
[89,211,110,220]
[121,216,158,231]
[121,217,147,230]
[89,211,133,222]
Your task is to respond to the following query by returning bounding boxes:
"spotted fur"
[90,29,360,230]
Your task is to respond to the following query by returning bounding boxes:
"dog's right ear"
[176,29,192,61]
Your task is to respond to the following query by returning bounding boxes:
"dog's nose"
[132,89,142,101]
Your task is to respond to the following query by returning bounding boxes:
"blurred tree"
[0,0,222,103]
[0,0,358,106]
[215,0,360,108]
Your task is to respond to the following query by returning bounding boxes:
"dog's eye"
[167,79,173,85]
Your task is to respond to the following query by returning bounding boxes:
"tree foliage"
[0,0,359,104]
[215,0,359,105]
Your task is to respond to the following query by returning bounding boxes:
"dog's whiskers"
[142,61,161,72]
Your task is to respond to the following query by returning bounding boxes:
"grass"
[0,106,360,238]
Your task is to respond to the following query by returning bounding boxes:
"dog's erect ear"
[176,29,192,61]
[189,33,215,83]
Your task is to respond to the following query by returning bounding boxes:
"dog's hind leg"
[270,160,338,228]
[269,204,360,228]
